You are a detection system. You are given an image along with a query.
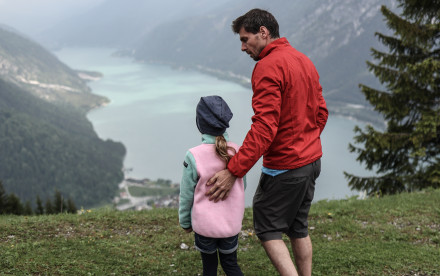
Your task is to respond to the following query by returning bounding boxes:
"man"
[206,8,328,276]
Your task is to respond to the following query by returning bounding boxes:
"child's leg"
[194,233,219,276]
[219,250,243,276]
[201,251,219,276]
[217,234,243,276]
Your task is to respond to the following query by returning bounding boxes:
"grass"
[1,189,439,275]
[127,186,179,197]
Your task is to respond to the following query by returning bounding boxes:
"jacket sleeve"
[316,82,328,134]
[228,62,282,178]
[178,151,198,229]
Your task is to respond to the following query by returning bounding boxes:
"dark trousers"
[200,250,243,276]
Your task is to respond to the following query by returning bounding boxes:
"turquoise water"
[55,48,373,206]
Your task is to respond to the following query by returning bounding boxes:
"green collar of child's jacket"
[201,132,229,144]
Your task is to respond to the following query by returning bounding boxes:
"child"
[179,95,246,276]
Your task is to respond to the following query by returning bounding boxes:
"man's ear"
[260,26,270,39]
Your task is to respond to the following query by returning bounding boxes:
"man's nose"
[241,43,247,51]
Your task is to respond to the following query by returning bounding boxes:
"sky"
[0,0,105,34]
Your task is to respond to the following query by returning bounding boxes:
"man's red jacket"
[227,38,328,178]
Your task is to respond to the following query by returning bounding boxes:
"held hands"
[205,169,237,202]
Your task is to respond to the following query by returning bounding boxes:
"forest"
[0,77,126,208]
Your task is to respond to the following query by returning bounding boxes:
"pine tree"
[35,195,44,215]
[345,0,440,195]
[5,194,24,215]
[67,198,77,214]
[23,201,33,215]
[45,198,54,215]
[53,190,67,214]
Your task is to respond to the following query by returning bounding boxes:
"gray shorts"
[253,159,321,241]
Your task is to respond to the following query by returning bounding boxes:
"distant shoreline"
[76,70,103,82]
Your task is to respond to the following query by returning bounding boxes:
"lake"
[55,47,373,206]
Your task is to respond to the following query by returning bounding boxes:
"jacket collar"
[201,132,229,144]
[258,37,289,60]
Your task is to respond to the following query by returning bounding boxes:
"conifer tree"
[35,195,44,215]
[345,0,440,195]
[45,198,54,215]
[23,201,33,215]
[53,190,67,214]
[67,198,77,214]
[5,194,24,215]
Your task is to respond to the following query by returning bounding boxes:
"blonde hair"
[215,135,236,168]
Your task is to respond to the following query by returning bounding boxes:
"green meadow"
[1,189,439,275]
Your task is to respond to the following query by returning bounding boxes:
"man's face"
[239,27,266,61]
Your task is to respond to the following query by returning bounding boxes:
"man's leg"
[290,235,312,276]
[288,160,320,276]
[261,239,298,276]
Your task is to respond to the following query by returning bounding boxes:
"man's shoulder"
[255,47,293,72]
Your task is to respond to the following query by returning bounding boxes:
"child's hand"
[183,227,193,233]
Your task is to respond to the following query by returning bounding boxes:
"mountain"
[38,0,398,124]
[0,26,126,207]
[37,0,396,124]
[0,26,106,111]
[131,0,397,124]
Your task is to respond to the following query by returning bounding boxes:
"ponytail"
[215,135,236,168]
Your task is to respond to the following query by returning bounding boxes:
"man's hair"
[232,8,280,38]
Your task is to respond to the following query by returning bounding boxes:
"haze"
[0,0,106,34]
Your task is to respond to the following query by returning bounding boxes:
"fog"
[0,0,105,34]
[0,0,234,39]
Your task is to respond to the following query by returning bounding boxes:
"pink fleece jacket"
[190,142,245,238]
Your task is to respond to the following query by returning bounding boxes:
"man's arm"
[316,83,328,134]
[206,62,282,201]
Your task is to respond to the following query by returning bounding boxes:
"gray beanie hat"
[196,95,233,136]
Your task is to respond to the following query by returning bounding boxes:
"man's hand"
[206,169,237,202]
[183,227,193,233]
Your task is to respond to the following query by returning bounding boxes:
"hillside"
[1,189,438,275]
[0,76,125,208]
[0,26,106,111]
[0,24,128,208]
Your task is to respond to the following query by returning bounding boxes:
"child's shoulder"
[188,143,214,152]
[227,141,240,148]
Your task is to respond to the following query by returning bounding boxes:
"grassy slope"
[1,189,439,275]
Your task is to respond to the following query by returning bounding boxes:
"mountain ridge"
[0,26,107,111]
[39,0,397,124]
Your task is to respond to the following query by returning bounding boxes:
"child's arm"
[178,151,198,230]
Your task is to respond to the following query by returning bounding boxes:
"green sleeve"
[178,151,198,229]
[243,174,247,190]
